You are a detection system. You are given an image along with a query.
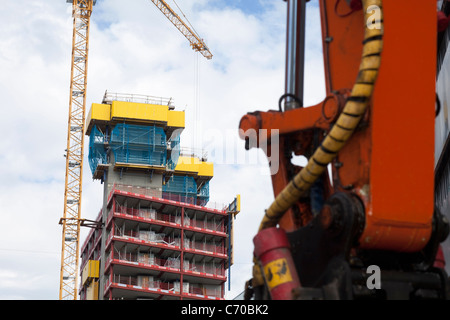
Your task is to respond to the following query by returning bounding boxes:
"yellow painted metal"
[90,103,111,121]
[86,102,184,133]
[198,162,214,177]
[81,260,99,286]
[85,103,110,135]
[86,280,99,300]
[168,110,186,128]
[115,162,166,171]
[227,195,240,216]
[236,194,241,213]
[175,156,214,177]
[263,258,293,290]
[175,156,200,173]
[60,0,94,301]
[111,101,168,123]
[150,0,213,60]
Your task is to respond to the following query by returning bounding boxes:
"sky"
[0,0,325,300]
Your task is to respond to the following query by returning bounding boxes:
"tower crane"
[150,0,213,60]
[59,0,212,300]
[59,0,94,301]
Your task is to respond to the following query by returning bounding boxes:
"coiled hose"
[252,0,384,287]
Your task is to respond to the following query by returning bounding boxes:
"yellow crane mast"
[59,0,211,301]
[59,0,95,300]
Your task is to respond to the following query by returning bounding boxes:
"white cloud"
[0,269,44,290]
[0,0,324,300]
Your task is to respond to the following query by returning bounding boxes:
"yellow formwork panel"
[111,101,168,123]
[175,157,214,177]
[90,103,111,121]
[86,103,111,134]
[168,110,185,128]
[198,162,214,177]
[175,156,200,174]
[81,260,100,287]
[86,101,184,135]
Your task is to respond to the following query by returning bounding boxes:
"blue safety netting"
[167,132,181,170]
[110,124,167,166]
[197,181,210,206]
[88,125,107,175]
[163,175,197,203]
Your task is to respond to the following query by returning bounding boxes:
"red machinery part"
[434,246,446,269]
[438,11,449,32]
[253,227,301,300]
[349,0,362,11]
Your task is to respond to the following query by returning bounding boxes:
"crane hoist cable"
[172,0,203,41]
[150,0,213,60]
[167,0,204,151]
[194,52,200,150]
[252,0,384,285]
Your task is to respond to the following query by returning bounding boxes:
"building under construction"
[78,92,238,300]
[59,0,215,300]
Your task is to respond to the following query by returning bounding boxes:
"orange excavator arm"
[241,0,450,300]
